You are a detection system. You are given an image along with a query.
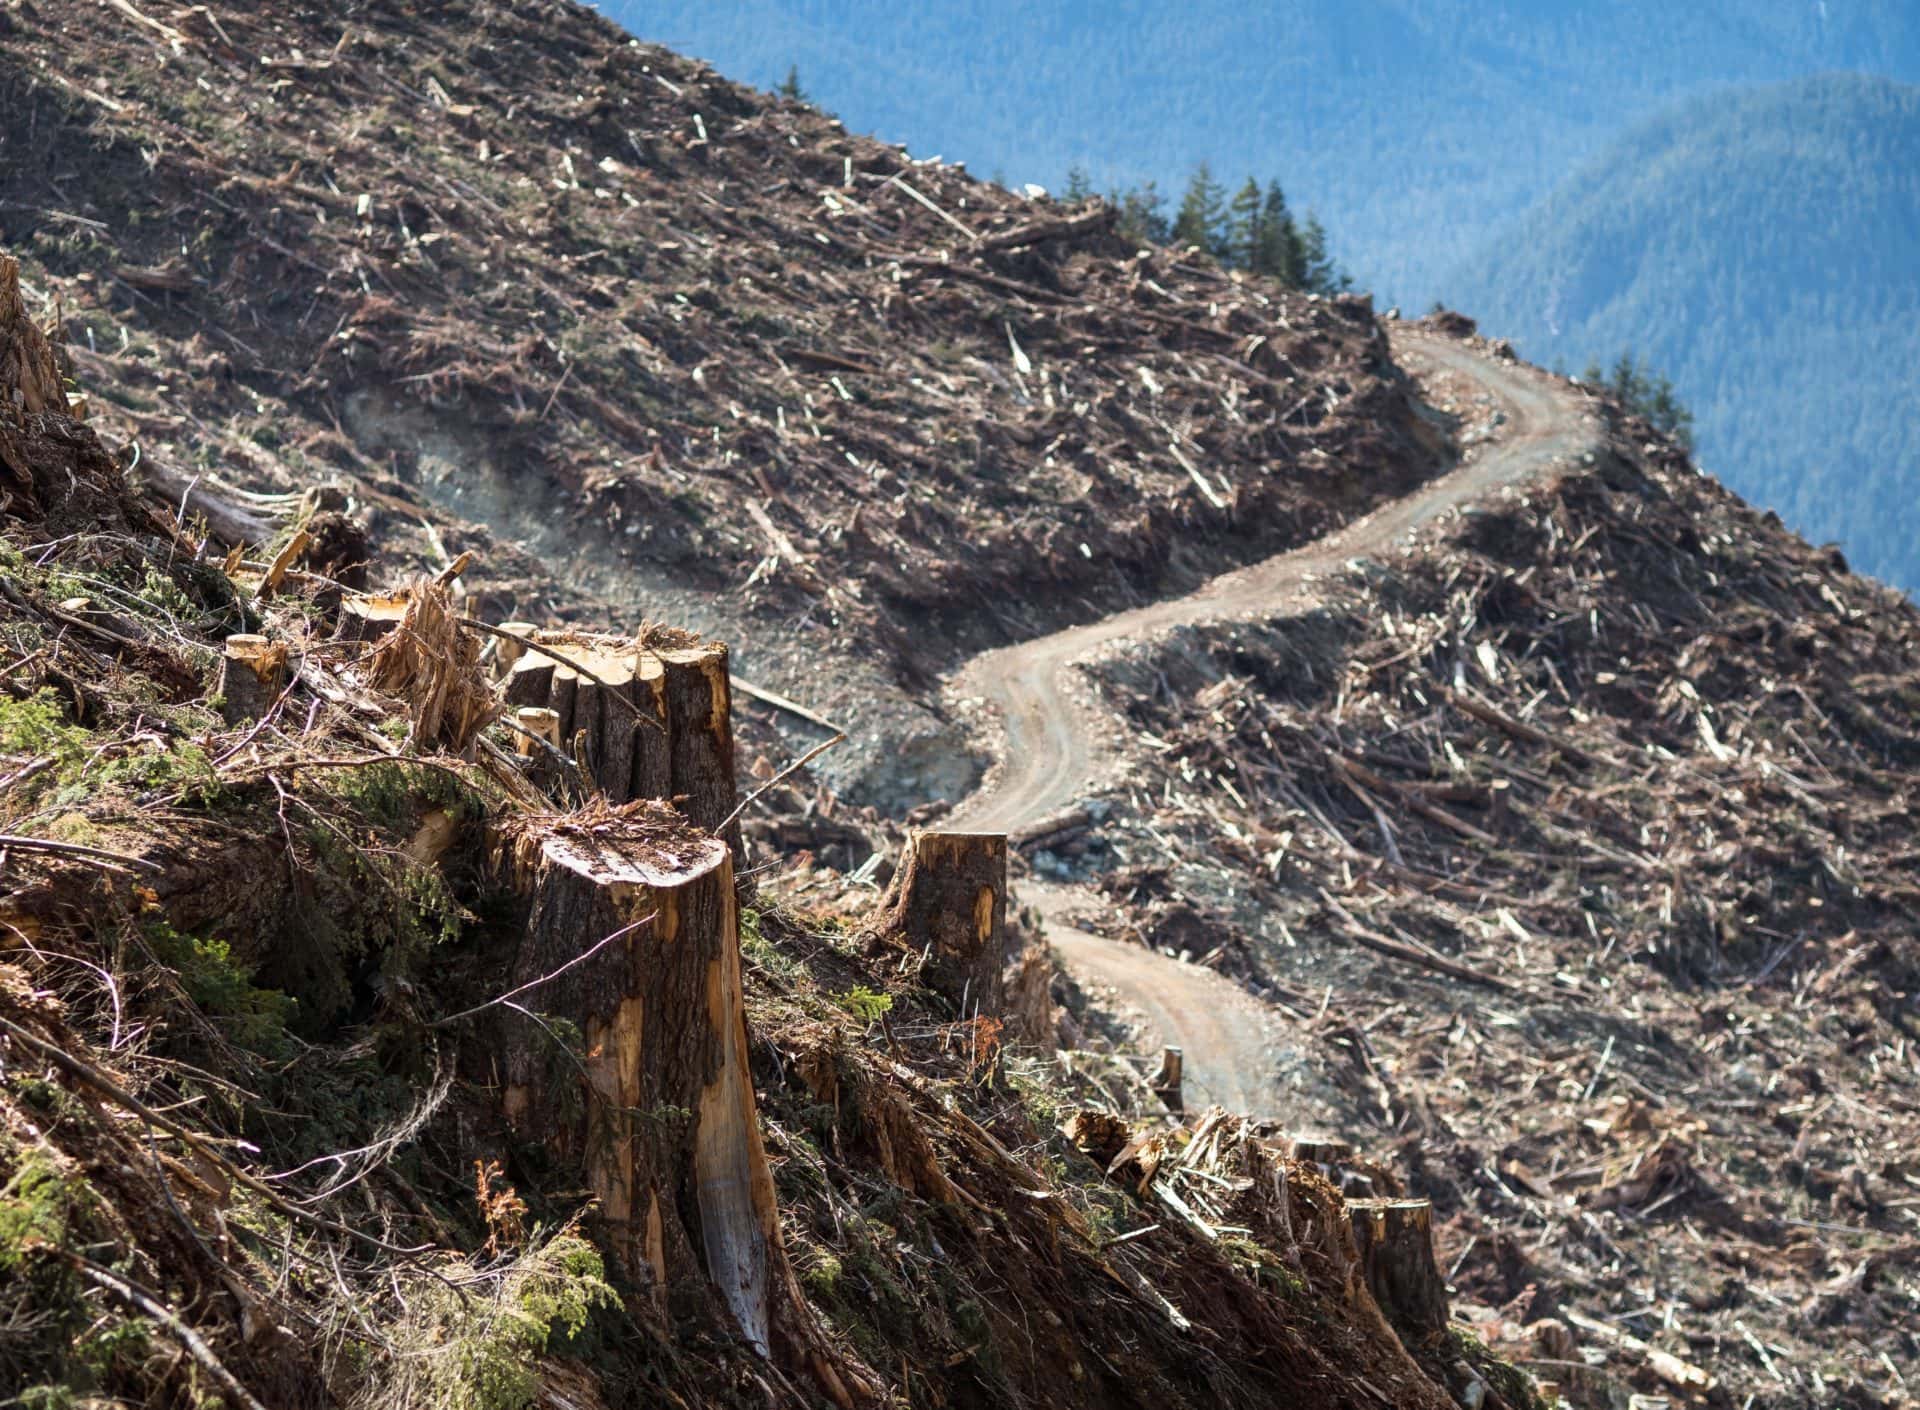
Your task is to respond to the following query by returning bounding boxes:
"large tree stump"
[1348,1197,1450,1346]
[491,622,539,677]
[647,640,741,860]
[496,803,870,1405]
[497,804,776,1343]
[502,631,741,859]
[874,831,1006,1013]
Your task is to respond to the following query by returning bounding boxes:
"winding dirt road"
[947,328,1600,1114]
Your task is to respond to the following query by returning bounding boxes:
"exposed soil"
[1067,392,1920,1406]
[3,1,1916,1407]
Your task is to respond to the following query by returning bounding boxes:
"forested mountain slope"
[1448,74,1920,592]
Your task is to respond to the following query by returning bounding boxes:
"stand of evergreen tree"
[1080,162,1349,296]
[1584,352,1694,450]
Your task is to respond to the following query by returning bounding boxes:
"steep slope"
[0,0,1431,808]
[948,326,1599,1117]
[1058,375,1920,1408]
[4,2,1919,1408]
[1447,74,1920,591]
[610,0,1920,300]
[0,248,1501,1410]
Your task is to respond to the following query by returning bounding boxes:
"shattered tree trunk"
[1348,1198,1450,1345]
[504,634,742,860]
[497,804,856,1400]
[875,830,1006,1013]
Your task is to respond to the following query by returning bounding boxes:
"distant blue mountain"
[606,1,1920,303]
[1448,74,1920,592]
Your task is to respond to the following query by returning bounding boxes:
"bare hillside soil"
[1,0,1915,1405]
[0,250,1505,1410]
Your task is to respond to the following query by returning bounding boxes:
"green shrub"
[147,921,295,1052]
[349,1224,616,1410]
[837,985,894,1025]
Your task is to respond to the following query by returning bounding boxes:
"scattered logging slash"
[1562,1307,1718,1394]
[873,831,1007,1014]
[494,803,864,1406]
[1009,805,1092,850]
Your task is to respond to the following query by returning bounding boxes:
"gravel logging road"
[947,327,1600,1114]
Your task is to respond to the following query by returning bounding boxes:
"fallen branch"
[1562,1307,1717,1395]
[731,674,843,733]
[74,1258,269,1410]
[1443,686,1610,769]
[0,1014,436,1261]
[0,832,164,873]
[1319,890,1512,991]
[720,731,846,832]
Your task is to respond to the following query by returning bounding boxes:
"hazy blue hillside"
[1447,74,1920,591]
[610,1,1920,302]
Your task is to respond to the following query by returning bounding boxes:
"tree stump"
[1347,1198,1450,1345]
[1287,1136,1355,1166]
[497,803,776,1345]
[215,634,288,723]
[646,641,741,860]
[491,621,539,678]
[1152,1045,1185,1115]
[874,831,1006,1013]
[335,590,412,646]
[502,632,742,859]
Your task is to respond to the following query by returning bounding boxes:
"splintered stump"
[1348,1198,1450,1345]
[504,633,741,859]
[876,831,1006,1013]
[498,805,783,1353]
[215,634,287,723]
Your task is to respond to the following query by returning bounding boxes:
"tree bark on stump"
[215,634,287,723]
[503,634,742,860]
[491,622,538,677]
[875,831,1006,1014]
[646,642,741,860]
[1347,1198,1450,1345]
[495,803,818,1369]
[1152,1045,1185,1115]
